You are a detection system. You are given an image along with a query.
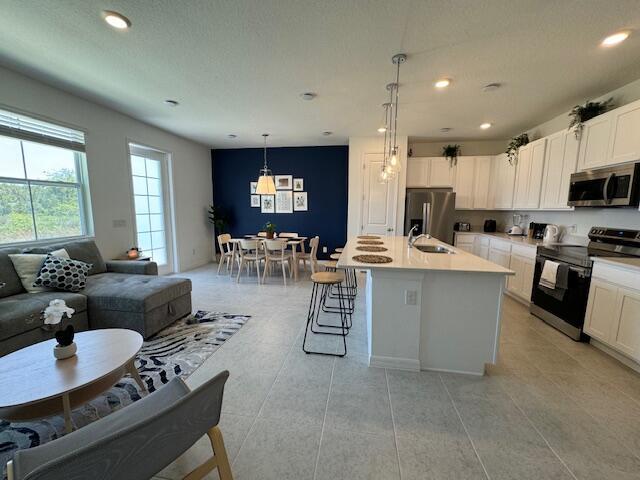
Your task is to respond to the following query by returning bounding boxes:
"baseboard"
[504,290,530,306]
[369,355,420,371]
[421,366,485,376]
[590,339,640,374]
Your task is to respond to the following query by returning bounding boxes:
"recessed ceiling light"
[227,134,237,139]
[440,127,452,133]
[601,31,630,47]
[103,11,131,30]
[322,131,333,136]
[164,99,179,107]
[434,79,451,89]
[482,83,501,92]
[377,127,387,133]
[301,92,317,101]
[480,123,492,130]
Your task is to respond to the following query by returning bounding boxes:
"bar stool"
[335,247,344,253]
[328,253,358,304]
[302,271,349,357]
[322,260,355,319]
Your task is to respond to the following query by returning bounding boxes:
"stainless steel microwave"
[568,163,640,207]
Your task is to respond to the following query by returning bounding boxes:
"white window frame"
[0,107,94,247]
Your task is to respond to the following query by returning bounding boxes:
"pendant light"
[256,133,276,195]
[379,53,406,183]
[378,102,393,183]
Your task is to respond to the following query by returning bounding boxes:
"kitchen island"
[337,235,514,375]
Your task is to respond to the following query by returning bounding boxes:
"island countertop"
[337,235,514,275]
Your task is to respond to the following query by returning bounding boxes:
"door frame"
[126,140,177,275]
[360,152,398,235]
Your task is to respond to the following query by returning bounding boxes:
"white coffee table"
[0,329,145,433]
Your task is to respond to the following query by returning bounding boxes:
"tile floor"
[152,262,640,480]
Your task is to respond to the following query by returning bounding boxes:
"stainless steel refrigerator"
[404,188,456,245]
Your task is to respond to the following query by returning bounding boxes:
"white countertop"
[455,231,545,247]
[592,256,640,272]
[337,236,514,275]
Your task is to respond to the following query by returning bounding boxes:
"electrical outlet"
[405,290,417,305]
[322,246,328,253]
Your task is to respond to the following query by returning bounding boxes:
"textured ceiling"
[1,0,640,148]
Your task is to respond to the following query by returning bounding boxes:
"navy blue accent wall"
[212,145,348,259]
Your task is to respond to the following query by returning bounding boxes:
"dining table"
[228,235,308,281]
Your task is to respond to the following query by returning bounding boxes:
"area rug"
[0,310,250,479]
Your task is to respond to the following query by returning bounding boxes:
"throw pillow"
[8,249,70,293]
[33,255,92,293]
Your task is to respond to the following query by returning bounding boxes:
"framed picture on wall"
[250,194,261,207]
[275,190,293,213]
[293,191,308,211]
[250,181,257,194]
[275,175,293,190]
[261,195,275,213]
[293,178,304,191]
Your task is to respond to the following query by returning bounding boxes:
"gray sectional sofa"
[0,239,192,355]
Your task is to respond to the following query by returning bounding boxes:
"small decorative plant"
[43,299,77,359]
[264,221,276,239]
[442,144,461,167]
[568,98,614,139]
[506,133,529,165]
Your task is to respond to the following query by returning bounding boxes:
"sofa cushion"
[0,246,24,298]
[0,291,87,342]
[9,249,70,293]
[34,255,92,292]
[24,239,107,276]
[83,273,192,313]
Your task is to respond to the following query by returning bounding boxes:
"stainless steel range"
[530,226,640,341]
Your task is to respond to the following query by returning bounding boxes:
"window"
[129,144,173,271]
[0,109,92,245]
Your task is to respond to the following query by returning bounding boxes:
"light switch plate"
[405,290,417,305]
[322,247,328,253]
[112,219,127,228]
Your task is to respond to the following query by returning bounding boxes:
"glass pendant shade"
[389,148,400,171]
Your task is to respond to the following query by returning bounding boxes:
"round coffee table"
[0,329,145,433]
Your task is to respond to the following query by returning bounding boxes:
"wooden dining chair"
[294,236,319,274]
[216,234,234,274]
[237,239,265,283]
[262,239,292,285]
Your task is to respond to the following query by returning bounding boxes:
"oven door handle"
[603,173,614,205]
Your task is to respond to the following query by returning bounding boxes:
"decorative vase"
[54,341,77,360]
[266,232,275,239]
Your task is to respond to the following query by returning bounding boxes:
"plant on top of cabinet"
[506,133,529,165]
[442,144,461,167]
[568,98,614,139]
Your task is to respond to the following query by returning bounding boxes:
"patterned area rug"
[0,311,249,479]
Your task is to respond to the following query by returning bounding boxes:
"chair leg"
[236,259,244,283]
[6,460,13,480]
[262,259,269,283]
[183,426,233,480]
[281,261,287,286]
[217,253,225,274]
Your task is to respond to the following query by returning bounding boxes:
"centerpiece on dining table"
[264,221,277,239]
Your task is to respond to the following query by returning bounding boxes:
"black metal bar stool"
[302,271,349,357]
[322,260,355,319]
[328,252,357,302]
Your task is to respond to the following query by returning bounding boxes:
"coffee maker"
[529,222,548,239]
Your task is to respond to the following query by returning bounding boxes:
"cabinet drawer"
[511,244,536,260]
[489,238,512,253]
[592,261,640,287]
[476,235,490,247]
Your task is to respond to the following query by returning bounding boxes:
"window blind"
[129,144,168,161]
[0,108,86,152]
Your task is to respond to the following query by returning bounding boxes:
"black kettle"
[483,219,497,232]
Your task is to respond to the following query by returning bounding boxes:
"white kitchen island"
[337,236,514,375]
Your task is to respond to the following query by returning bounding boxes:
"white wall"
[348,136,408,238]
[0,66,213,272]
[409,139,507,157]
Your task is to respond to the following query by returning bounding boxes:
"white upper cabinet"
[577,111,613,171]
[406,157,429,187]
[513,138,546,209]
[492,154,516,209]
[454,157,476,209]
[540,130,578,209]
[608,101,640,166]
[427,157,456,187]
[473,156,492,209]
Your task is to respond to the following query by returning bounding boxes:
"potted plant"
[43,299,77,360]
[442,144,461,167]
[505,133,529,165]
[208,204,230,255]
[568,98,614,139]
[264,221,276,239]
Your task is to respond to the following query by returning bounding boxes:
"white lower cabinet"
[506,246,536,302]
[474,235,490,259]
[454,234,476,253]
[584,262,640,363]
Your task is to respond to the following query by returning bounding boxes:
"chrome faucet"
[408,225,431,248]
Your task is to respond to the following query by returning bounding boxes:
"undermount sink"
[414,245,455,254]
